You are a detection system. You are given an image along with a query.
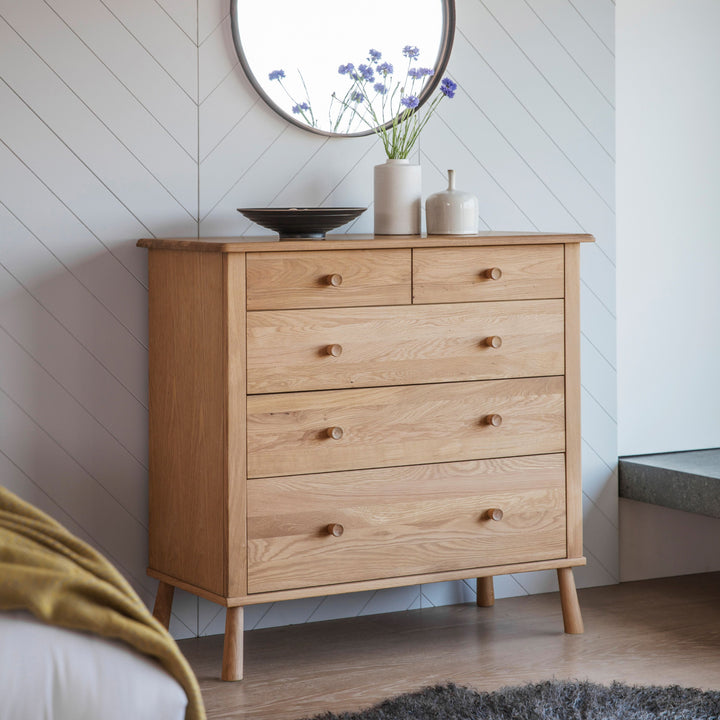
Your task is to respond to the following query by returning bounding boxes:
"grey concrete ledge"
[619,448,720,520]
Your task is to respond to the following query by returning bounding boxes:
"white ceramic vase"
[426,169,479,235]
[373,159,422,235]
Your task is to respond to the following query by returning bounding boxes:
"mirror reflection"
[231,0,453,136]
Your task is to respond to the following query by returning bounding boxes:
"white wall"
[620,499,720,581]
[617,0,720,457]
[0,0,617,640]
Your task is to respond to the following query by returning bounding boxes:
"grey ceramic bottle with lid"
[426,169,479,235]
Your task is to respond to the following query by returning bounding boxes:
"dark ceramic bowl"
[237,207,366,239]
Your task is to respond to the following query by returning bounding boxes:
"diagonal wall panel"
[0,4,197,217]
[481,0,614,153]
[49,0,198,157]
[525,0,615,103]
[570,0,615,51]
[0,0,198,632]
[101,0,198,99]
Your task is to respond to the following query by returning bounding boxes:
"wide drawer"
[247,454,567,593]
[413,244,564,303]
[246,299,564,393]
[246,376,565,478]
[246,249,411,310]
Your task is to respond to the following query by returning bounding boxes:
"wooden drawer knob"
[325,273,343,287]
[483,267,502,280]
[327,523,344,537]
[326,426,344,440]
[484,336,503,349]
[484,508,504,522]
[326,344,343,357]
[484,414,503,427]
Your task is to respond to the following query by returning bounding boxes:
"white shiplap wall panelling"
[0,0,616,638]
[0,281,147,476]
[155,0,197,41]
[0,195,147,401]
[55,0,197,157]
[568,0,615,52]
[199,13,243,103]
[450,25,614,217]
[0,81,149,282]
[0,384,149,591]
[0,0,199,637]
[199,104,288,226]
[0,3,197,223]
[525,0,614,103]
[420,126,534,231]
[198,1,228,47]
[581,245,615,313]
[581,335,617,421]
[582,440,619,524]
[452,1,616,258]
[100,0,198,100]
[480,0,613,152]
[0,327,147,526]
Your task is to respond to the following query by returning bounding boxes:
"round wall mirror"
[230,0,456,137]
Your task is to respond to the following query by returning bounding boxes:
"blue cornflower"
[338,63,355,75]
[408,67,434,79]
[377,62,394,77]
[440,77,458,98]
[268,69,285,81]
[292,102,310,114]
[358,63,375,81]
[401,95,419,109]
[402,45,420,59]
[368,49,381,62]
[373,83,388,95]
[351,91,365,103]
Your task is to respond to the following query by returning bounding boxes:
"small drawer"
[246,299,565,393]
[413,245,564,304]
[246,249,411,310]
[247,454,567,593]
[246,376,565,478]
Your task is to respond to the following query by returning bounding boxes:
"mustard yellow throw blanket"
[0,485,205,720]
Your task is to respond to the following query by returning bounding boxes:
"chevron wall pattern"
[0,0,616,640]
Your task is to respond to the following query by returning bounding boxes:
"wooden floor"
[179,573,720,720]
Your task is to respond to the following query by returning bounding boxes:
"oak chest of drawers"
[138,233,592,680]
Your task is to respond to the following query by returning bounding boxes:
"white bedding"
[0,610,187,720]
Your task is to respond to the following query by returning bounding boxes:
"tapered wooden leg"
[152,581,174,630]
[476,576,495,607]
[222,606,244,681]
[557,567,584,634]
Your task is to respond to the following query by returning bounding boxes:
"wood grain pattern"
[147,249,225,595]
[247,455,567,593]
[563,243,583,558]
[413,245,565,303]
[557,566,584,633]
[225,253,248,597]
[222,606,243,681]
[246,300,565,393]
[143,235,590,680]
[149,557,586,608]
[476,576,495,607]
[246,376,566,478]
[246,249,411,310]
[152,580,174,629]
[137,233,595,253]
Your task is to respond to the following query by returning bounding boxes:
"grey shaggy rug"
[301,680,720,719]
